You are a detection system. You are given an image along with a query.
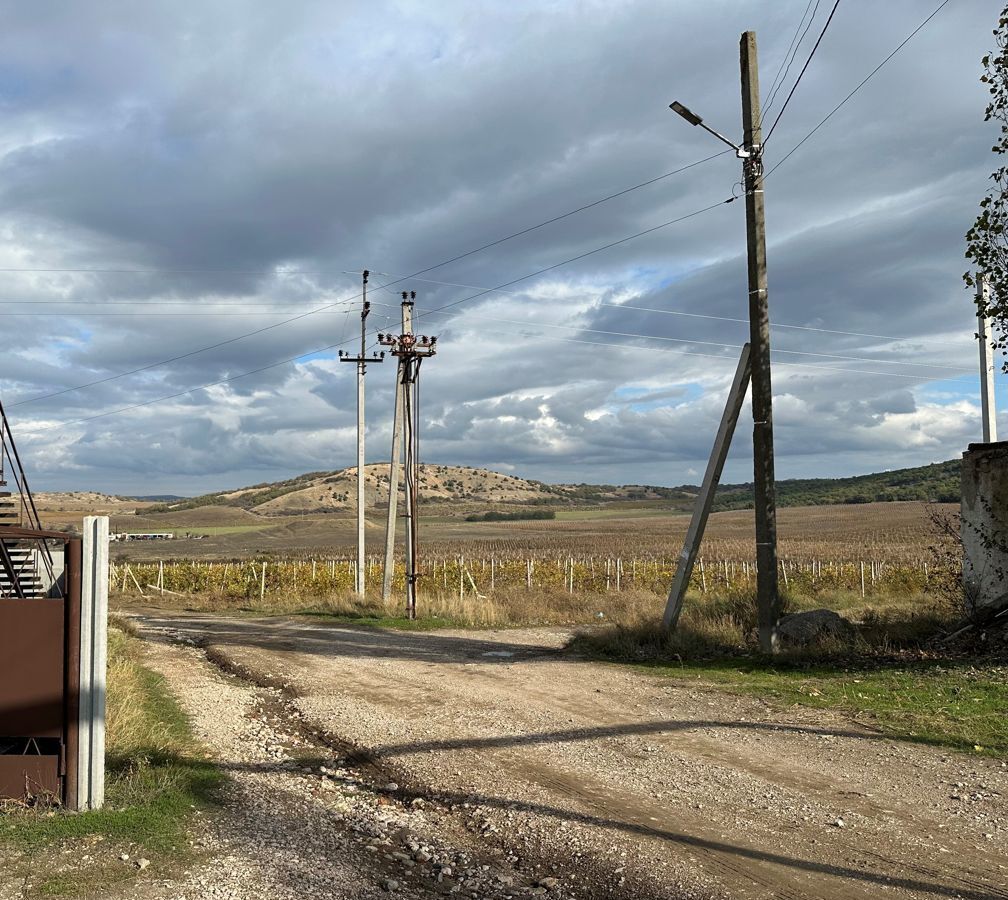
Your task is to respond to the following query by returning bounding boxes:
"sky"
[0,0,1003,495]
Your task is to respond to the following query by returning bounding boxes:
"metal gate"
[0,528,82,808]
[0,396,88,809]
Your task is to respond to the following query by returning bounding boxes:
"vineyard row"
[111,554,949,600]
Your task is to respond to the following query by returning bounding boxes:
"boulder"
[776,609,853,648]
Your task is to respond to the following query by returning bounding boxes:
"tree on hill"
[965,5,1008,368]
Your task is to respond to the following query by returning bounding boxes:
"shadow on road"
[130,610,563,664]
[182,750,1006,900]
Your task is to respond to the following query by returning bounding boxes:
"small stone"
[383,878,400,891]
[136,858,150,871]
[119,853,130,862]
[832,818,845,828]
[410,797,425,809]
[384,782,399,792]
[537,876,560,889]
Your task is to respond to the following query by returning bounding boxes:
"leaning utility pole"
[379,302,437,619]
[339,271,384,597]
[381,294,413,600]
[740,31,780,652]
[976,272,998,443]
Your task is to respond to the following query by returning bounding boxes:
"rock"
[777,610,853,647]
[384,782,399,792]
[119,853,130,862]
[537,876,560,889]
[832,818,845,828]
[136,858,150,871]
[383,878,400,891]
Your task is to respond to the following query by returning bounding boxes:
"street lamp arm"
[669,101,749,157]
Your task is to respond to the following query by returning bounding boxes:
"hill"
[140,458,961,517]
[711,459,960,510]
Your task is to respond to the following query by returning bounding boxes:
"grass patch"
[3,628,222,855]
[620,656,1008,758]
[569,586,1007,758]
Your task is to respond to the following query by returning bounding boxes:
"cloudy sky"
[0,0,1002,494]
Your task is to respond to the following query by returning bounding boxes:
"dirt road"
[129,609,1008,900]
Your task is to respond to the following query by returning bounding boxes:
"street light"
[666,32,781,653]
[668,100,750,158]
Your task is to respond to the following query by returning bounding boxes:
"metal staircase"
[0,399,56,599]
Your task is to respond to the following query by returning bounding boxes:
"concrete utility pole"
[379,300,437,619]
[977,272,998,443]
[668,32,781,652]
[381,295,413,600]
[740,31,780,652]
[339,271,384,597]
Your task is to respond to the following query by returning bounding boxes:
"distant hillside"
[140,458,961,517]
[710,459,960,510]
[143,465,562,516]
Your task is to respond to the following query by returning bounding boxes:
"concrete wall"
[961,442,1008,612]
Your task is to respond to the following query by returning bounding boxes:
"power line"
[763,0,842,146]
[9,153,729,404]
[762,0,820,122]
[15,194,735,414]
[370,275,971,349]
[409,198,735,321]
[399,303,970,372]
[462,327,975,382]
[0,153,730,278]
[765,0,953,177]
[32,309,977,435]
[599,303,973,346]
[35,317,975,433]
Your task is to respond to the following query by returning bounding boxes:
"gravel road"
[127,609,1008,900]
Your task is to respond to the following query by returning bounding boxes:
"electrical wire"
[8,153,730,405]
[0,153,729,278]
[762,0,821,123]
[763,0,842,146]
[368,274,971,349]
[395,303,970,372]
[598,303,974,346]
[15,194,735,419]
[765,0,953,177]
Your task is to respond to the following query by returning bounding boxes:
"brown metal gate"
[0,530,81,808]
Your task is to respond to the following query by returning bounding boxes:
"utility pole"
[381,295,413,600]
[379,299,437,619]
[339,271,384,597]
[669,33,780,651]
[977,272,998,443]
[740,31,780,652]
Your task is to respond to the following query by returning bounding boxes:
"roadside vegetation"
[1,626,221,895]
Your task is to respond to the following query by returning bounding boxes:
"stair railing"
[0,397,58,595]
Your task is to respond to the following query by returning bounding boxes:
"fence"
[111,552,942,602]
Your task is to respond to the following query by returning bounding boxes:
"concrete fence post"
[77,515,109,811]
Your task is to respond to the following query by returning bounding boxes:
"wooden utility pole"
[381,296,413,600]
[740,31,780,652]
[339,271,384,597]
[977,272,998,443]
[379,297,437,619]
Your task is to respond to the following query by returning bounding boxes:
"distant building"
[111,532,175,542]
